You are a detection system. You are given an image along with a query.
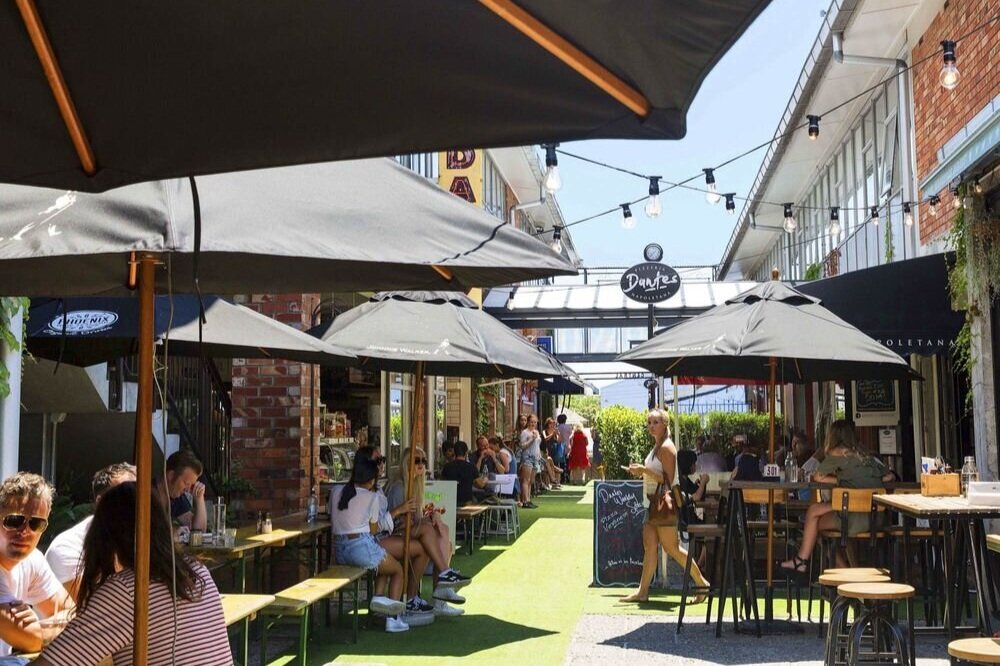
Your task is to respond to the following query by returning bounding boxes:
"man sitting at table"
[154,449,207,531]
[0,472,74,655]
[46,463,135,600]
[441,441,493,506]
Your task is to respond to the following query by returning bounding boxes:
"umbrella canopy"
[2,1,772,191]
[617,280,920,382]
[27,296,356,367]
[309,291,567,379]
[0,159,575,296]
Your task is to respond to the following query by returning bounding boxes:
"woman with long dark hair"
[36,482,231,665]
[329,458,409,632]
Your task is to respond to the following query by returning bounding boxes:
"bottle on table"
[307,490,318,523]
[961,456,980,496]
[784,453,798,487]
[263,512,273,534]
[256,511,264,535]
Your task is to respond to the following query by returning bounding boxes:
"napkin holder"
[920,473,960,497]
[967,481,1000,506]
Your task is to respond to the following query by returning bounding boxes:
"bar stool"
[817,570,891,664]
[837,582,915,666]
[484,501,519,542]
[948,638,1000,663]
[677,522,726,633]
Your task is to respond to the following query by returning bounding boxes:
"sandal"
[778,555,809,577]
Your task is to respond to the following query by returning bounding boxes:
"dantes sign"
[620,262,681,304]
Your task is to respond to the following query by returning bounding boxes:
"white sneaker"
[433,586,466,604]
[370,595,405,616]
[434,600,465,617]
[385,615,410,633]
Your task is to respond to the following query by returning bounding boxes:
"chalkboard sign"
[593,480,646,587]
[852,379,899,427]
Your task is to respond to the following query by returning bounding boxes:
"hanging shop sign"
[620,262,681,304]
[438,149,483,205]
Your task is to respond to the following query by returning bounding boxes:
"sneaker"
[523,501,538,509]
[406,596,435,613]
[370,595,405,617]
[385,615,410,633]
[433,586,466,604]
[433,599,465,617]
[436,569,472,589]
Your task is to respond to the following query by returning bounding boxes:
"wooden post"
[133,254,156,666]
[765,356,777,592]
[401,362,425,606]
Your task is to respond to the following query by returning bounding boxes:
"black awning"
[796,253,963,356]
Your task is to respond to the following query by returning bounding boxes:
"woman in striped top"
[35,482,231,666]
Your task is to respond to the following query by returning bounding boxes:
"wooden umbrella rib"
[478,0,650,118]
[15,0,97,175]
[432,265,454,281]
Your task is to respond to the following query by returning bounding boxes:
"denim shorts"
[334,533,386,570]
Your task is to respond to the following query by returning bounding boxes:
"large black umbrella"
[3,1,772,191]
[309,291,567,379]
[0,159,574,295]
[28,295,356,366]
[617,276,919,627]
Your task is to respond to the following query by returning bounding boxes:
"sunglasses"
[413,457,429,466]
[2,514,48,533]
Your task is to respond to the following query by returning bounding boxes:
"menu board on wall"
[852,379,899,427]
[593,480,646,587]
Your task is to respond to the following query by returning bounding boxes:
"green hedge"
[593,407,781,479]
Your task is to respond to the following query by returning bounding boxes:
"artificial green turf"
[294,485,595,666]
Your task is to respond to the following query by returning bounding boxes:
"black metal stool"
[837,582,915,666]
[818,570,891,666]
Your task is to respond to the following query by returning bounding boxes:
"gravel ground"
[564,615,953,666]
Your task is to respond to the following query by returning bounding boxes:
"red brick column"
[229,294,320,519]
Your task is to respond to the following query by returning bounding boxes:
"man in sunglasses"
[45,463,136,600]
[0,472,73,656]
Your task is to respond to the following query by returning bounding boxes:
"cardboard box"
[920,473,960,497]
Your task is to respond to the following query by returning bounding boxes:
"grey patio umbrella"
[617,275,919,624]
[28,295,356,367]
[3,1,772,191]
[309,291,567,379]
[0,159,575,296]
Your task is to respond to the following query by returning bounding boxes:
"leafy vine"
[0,297,30,398]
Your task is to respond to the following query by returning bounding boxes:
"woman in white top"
[623,409,709,603]
[517,414,542,508]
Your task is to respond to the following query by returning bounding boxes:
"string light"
[542,143,562,193]
[929,195,940,216]
[645,177,662,218]
[703,169,721,205]
[829,207,841,238]
[870,206,880,225]
[724,193,736,215]
[807,115,820,140]
[951,186,961,209]
[903,202,914,227]
[783,203,796,234]
[549,226,563,254]
[974,178,983,194]
[940,40,960,90]
[620,203,635,230]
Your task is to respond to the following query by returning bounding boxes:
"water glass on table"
[224,528,237,547]
[39,616,69,646]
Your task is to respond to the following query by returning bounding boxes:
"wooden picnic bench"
[260,564,368,666]
[221,593,274,666]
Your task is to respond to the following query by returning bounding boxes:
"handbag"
[646,483,680,526]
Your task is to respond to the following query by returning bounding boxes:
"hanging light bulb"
[703,168,721,205]
[807,115,821,140]
[782,203,796,233]
[549,226,563,254]
[951,186,961,209]
[542,143,562,193]
[940,40,960,90]
[929,195,940,216]
[903,202,914,227]
[724,193,736,215]
[829,206,841,238]
[974,179,983,194]
[620,203,635,230]
[645,176,662,218]
[870,206,880,225]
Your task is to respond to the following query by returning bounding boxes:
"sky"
[555,0,831,269]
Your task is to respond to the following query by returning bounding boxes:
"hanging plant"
[803,263,822,281]
[0,297,30,399]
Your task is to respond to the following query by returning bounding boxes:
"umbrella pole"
[766,356,777,618]
[402,361,425,610]
[133,254,156,666]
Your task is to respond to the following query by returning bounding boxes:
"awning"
[796,253,963,356]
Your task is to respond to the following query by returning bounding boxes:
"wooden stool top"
[823,567,890,576]
[837,582,914,600]
[949,638,1000,663]
[818,572,890,587]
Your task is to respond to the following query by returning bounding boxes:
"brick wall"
[913,0,1000,242]
[229,294,320,519]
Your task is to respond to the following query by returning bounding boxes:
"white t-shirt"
[45,516,92,584]
[0,549,64,655]
[329,485,380,535]
[518,429,541,458]
[556,423,573,446]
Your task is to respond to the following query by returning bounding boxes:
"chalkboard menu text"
[593,480,646,587]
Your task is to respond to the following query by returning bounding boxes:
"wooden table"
[456,505,488,554]
[222,593,274,666]
[875,493,1000,640]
